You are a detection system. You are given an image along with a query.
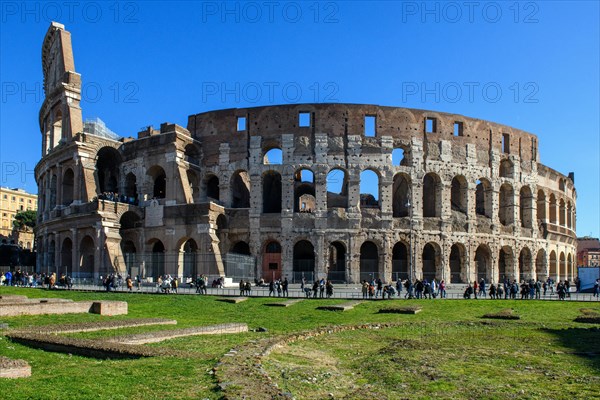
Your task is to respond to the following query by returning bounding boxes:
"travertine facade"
[35,23,577,283]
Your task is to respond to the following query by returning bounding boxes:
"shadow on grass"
[544,327,600,372]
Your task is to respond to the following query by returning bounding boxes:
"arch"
[62,168,74,206]
[293,240,315,282]
[392,241,409,281]
[559,252,566,281]
[124,172,138,203]
[263,171,282,213]
[119,211,141,231]
[205,174,220,201]
[215,214,228,255]
[60,237,73,273]
[392,147,409,166]
[549,194,557,223]
[79,236,95,278]
[360,169,380,208]
[184,143,200,165]
[263,148,282,164]
[51,109,63,148]
[474,244,492,282]
[449,243,466,283]
[328,241,346,282]
[499,246,514,283]
[231,170,250,208]
[559,199,566,227]
[49,174,57,209]
[294,168,315,212]
[182,239,198,279]
[537,190,547,221]
[148,239,165,279]
[263,240,282,281]
[567,253,573,281]
[535,249,547,281]
[360,241,379,282]
[422,242,440,282]
[519,186,533,228]
[327,168,348,208]
[475,179,492,218]
[231,241,251,255]
[519,247,533,281]
[147,165,166,199]
[423,173,441,217]
[392,173,410,217]
[499,158,514,178]
[549,250,557,281]
[121,240,137,275]
[499,183,514,226]
[566,201,573,229]
[451,175,468,214]
[96,147,121,193]
[48,239,56,272]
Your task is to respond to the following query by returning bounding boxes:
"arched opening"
[263,240,282,281]
[96,147,121,194]
[147,166,166,199]
[51,110,63,149]
[294,169,315,212]
[149,240,165,279]
[549,194,557,223]
[124,173,138,204]
[263,148,282,164]
[392,147,409,166]
[62,168,74,206]
[392,241,409,281]
[451,176,468,215]
[184,144,200,165]
[60,237,73,274]
[182,239,198,279]
[360,170,379,208]
[566,202,573,229]
[449,244,466,283]
[360,241,379,282]
[499,247,514,283]
[49,175,57,209]
[422,243,439,282]
[499,183,514,226]
[559,199,566,227]
[186,170,200,203]
[262,171,282,213]
[205,175,220,201]
[567,253,573,281]
[327,168,348,208]
[535,249,547,281]
[537,190,546,222]
[423,173,441,217]
[549,250,557,281]
[120,211,141,231]
[499,159,513,178]
[48,239,56,273]
[474,245,491,282]
[215,214,228,255]
[476,179,493,218]
[520,186,533,228]
[328,241,346,282]
[392,173,410,217]
[231,241,251,255]
[293,240,315,282]
[231,170,250,208]
[559,252,566,281]
[519,247,533,281]
[79,236,95,279]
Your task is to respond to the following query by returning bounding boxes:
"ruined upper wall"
[187,103,539,165]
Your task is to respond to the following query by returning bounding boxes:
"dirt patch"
[0,356,31,378]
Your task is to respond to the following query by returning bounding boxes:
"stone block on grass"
[217,297,248,304]
[378,306,422,314]
[317,301,362,311]
[0,357,31,378]
[90,301,128,316]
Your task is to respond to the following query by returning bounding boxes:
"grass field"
[0,287,598,399]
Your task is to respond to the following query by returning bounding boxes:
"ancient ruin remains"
[35,23,577,284]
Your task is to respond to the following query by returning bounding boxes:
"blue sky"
[0,1,598,237]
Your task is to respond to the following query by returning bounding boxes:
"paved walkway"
[11,282,600,302]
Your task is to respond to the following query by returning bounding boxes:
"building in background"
[577,237,600,267]
[0,187,37,248]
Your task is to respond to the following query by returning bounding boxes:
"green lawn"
[0,287,598,399]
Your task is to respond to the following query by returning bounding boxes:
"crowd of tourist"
[96,192,138,205]
[0,270,74,289]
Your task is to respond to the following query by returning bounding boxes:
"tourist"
[269,280,275,297]
[489,283,496,299]
[282,277,289,297]
[326,280,334,298]
[312,281,319,298]
[319,278,326,298]
[463,284,473,299]
[126,276,133,291]
[396,279,403,297]
[362,280,369,299]
[376,278,383,298]
[479,278,486,298]
[496,283,504,299]
[276,280,282,297]
[239,280,245,296]
[473,280,479,299]
[244,280,252,296]
[593,279,599,297]
[439,280,446,299]
[171,277,178,293]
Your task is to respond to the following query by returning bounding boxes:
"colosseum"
[35,23,577,285]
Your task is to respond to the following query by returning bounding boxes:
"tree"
[13,210,37,231]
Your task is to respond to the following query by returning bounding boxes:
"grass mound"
[574,308,600,324]
[482,308,520,320]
